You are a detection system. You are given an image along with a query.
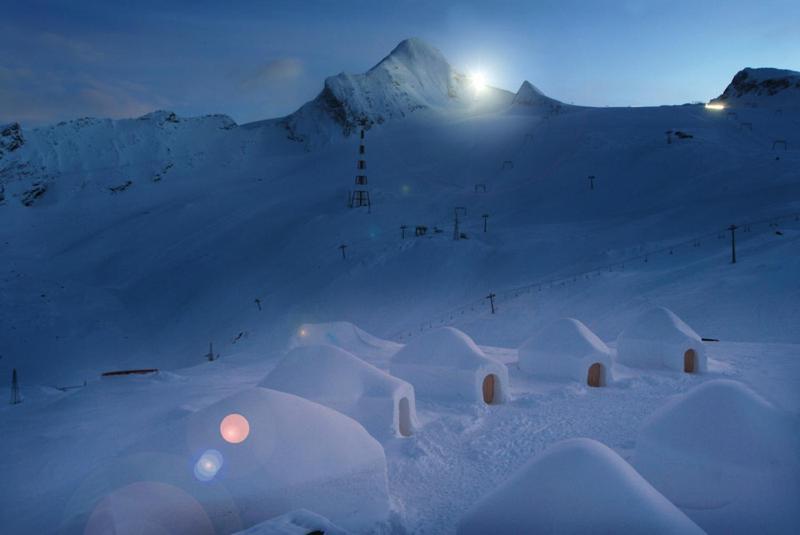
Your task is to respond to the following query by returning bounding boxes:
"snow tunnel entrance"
[482,374,497,404]
[587,362,604,387]
[684,349,696,373]
[398,397,413,437]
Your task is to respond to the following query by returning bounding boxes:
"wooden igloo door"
[482,374,496,404]
[684,349,696,373]
[587,363,603,387]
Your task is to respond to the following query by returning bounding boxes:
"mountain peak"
[511,80,563,110]
[280,38,514,143]
[712,67,800,107]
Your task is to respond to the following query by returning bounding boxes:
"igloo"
[390,327,508,404]
[457,438,704,535]
[634,380,800,533]
[260,344,419,439]
[616,307,707,373]
[291,321,401,368]
[518,318,613,387]
[234,509,348,535]
[61,388,390,534]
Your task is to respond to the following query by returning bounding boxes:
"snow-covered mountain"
[510,80,565,112]
[278,38,514,143]
[1,37,800,535]
[711,67,800,108]
[0,38,798,387]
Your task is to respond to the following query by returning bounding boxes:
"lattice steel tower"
[349,128,371,213]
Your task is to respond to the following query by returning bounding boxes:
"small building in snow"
[390,327,508,405]
[616,307,707,373]
[518,318,613,387]
[634,380,800,534]
[261,344,418,439]
[234,509,348,535]
[457,438,704,535]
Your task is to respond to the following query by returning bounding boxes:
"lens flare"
[220,413,250,444]
[194,449,223,481]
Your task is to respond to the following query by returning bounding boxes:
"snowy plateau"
[1,38,799,534]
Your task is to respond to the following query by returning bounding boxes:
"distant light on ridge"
[705,102,725,110]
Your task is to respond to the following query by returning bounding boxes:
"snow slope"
[1,37,799,534]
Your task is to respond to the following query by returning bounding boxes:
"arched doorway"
[587,363,604,387]
[684,349,696,373]
[398,397,413,437]
[482,374,497,404]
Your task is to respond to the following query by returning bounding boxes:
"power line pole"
[400,225,407,239]
[453,207,466,241]
[10,368,21,404]
[482,213,489,233]
[339,243,348,260]
[486,292,496,314]
[205,342,217,362]
[728,224,738,264]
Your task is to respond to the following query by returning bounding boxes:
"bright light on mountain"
[470,71,488,93]
[705,102,725,110]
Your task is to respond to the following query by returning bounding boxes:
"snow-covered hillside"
[0,38,799,534]
[711,67,800,109]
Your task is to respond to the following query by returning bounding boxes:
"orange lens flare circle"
[220,413,250,444]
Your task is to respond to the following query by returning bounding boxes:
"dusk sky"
[2,0,798,127]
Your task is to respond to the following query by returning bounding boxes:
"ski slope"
[1,38,799,533]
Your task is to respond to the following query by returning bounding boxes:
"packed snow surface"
[457,438,704,535]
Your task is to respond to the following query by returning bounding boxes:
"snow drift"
[457,438,704,535]
[634,379,800,534]
[616,307,707,373]
[390,327,508,404]
[518,317,613,386]
[59,387,390,534]
[260,344,418,439]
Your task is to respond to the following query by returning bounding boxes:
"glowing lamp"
[220,413,250,444]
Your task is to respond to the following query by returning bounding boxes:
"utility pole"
[400,225,407,239]
[205,342,217,362]
[453,207,466,241]
[728,224,738,264]
[10,368,21,405]
[588,175,596,190]
[339,244,348,260]
[486,292,496,314]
